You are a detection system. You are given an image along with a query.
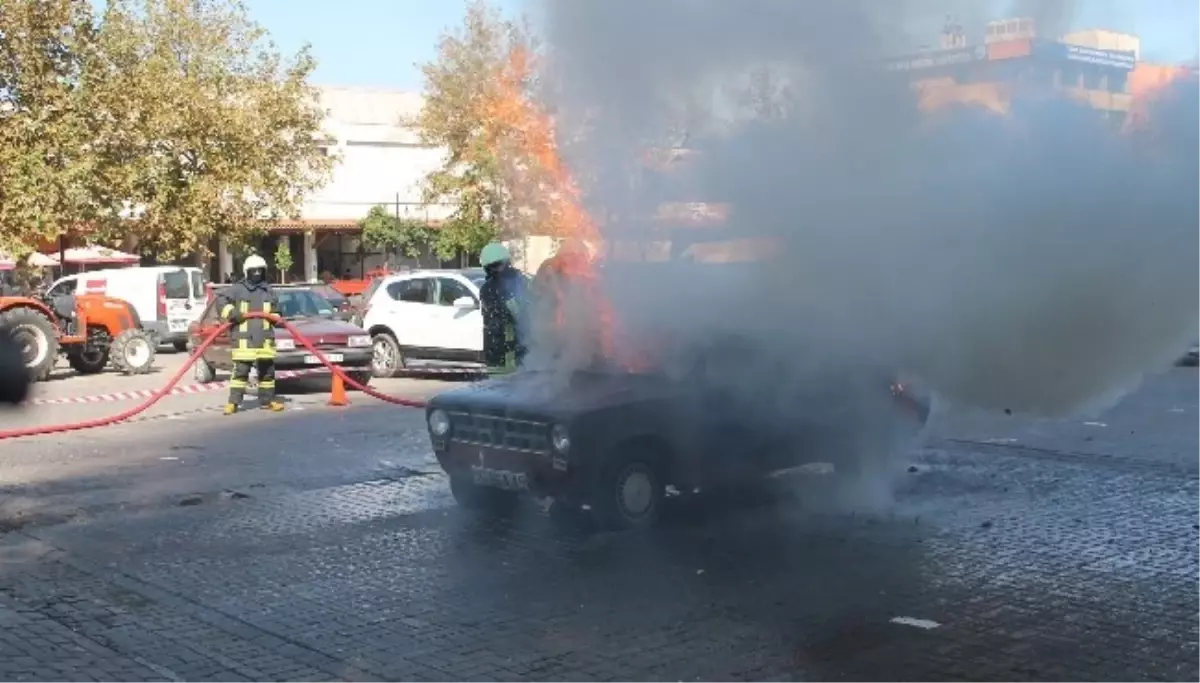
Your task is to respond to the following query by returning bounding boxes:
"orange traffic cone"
[328,372,349,407]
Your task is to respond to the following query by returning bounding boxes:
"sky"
[82,0,1198,92]
[243,0,527,91]
[240,0,1197,93]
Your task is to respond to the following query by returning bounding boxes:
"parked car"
[359,269,486,377]
[45,266,207,351]
[187,284,373,385]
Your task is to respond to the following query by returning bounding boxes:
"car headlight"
[275,338,296,351]
[348,335,371,348]
[550,424,570,453]
[428,409,451,436]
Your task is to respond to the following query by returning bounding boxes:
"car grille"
[448,412,550,454]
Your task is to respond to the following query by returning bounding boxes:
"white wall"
[303,86,454,223]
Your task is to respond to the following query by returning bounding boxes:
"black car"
[425,358,931,531]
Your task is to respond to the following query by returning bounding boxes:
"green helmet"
[480,242,511,267]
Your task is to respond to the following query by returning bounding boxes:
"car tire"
[173,340,189,353]
[449,475,519,516]
[591,443,667,531]
[193,357,216,383]
[0,306,59,382]
[370,332,403,378]
[347,370,372,388]
[110,329,156,375]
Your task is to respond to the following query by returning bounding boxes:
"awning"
[40,246,140,266]
[27,252,57,267]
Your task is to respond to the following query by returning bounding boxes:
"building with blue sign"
[884,19,1151,122]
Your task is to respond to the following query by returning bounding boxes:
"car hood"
[429,370,678,420]
[276,317,366,338]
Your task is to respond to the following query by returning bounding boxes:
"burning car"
[427,351,930,530]
[426,259,932,533]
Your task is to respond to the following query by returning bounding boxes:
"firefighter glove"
[226,310,243,324]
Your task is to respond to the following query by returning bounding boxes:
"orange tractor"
[0,294,157,382]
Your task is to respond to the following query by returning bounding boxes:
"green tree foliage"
[0,0,107,256]
[0,0,334,259]
[273,238,292,282]
[87,0,334,259]
[412,0,532,261]
[359,205,437,266]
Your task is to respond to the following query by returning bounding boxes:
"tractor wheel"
[0,306,59,382]
[67,348,109,375]
[110,329,156,375]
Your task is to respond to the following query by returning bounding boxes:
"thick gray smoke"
[532,0,1198,423]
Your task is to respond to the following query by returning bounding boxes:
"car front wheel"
[193,357,216,383]
[370,332,403,378]
[591,444,667,531]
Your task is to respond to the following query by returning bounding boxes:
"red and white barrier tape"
[29,365,483,406]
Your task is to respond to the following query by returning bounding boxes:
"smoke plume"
[532,0,1197,421]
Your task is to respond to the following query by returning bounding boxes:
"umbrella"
[26,252,57,268]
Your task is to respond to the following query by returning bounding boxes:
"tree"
[412,0,534,260]
[0,0,108,256]
[359,205,437,267]
[83,0,335,259]
[273,238,292,282]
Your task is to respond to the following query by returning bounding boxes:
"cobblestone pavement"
[0,370,1196,681]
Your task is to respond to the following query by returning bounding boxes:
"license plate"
[471,466,529,491]
[168,319,188,331]
[304,353,342,364]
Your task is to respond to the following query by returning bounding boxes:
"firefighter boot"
[223,403,238,415]
[261,400,285,412]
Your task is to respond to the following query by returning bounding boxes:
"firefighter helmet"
[242,254,268,273]
[480,243,511,267]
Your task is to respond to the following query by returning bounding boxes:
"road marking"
[981,437,1018,444]
[1083,421,1107,427]
[890,616,940,629]
[28,366,482,407]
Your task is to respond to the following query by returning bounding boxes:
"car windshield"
[311,284,347,305]
[277,289,336,319]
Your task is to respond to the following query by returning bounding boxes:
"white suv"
[360,269,486,376]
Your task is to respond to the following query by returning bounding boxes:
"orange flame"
[486,48,647,371]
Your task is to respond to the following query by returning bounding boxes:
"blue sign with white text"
[1040,42,1136,70]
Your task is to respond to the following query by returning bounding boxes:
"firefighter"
[219,255,284,414]
[478,242,528,374]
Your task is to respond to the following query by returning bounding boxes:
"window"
[202,298,220,323]
[277,289,336,318]
[388,278,433,304]
[190,271,206,299]
[163,270,190,299]
[45,279,75,298]
[437,278,475,306]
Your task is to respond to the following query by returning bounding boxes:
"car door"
[187,269,207,324]
[433,276,483,357]
[191,298,231,368]
[162,269,194,336]
[385,276,438,350]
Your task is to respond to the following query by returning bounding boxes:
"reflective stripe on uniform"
[220,303,233,319]
[229,379,248,388]
[238,301,250,333]
[258,380,275,388]
[232,338,257,361]
[255,346,276,359]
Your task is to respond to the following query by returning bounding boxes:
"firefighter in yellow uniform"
[219,255,284,414]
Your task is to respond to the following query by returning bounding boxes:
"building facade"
[213,86,457,282]
[889,18,1153,122]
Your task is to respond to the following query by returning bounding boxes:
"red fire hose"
[0,312,428,441]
